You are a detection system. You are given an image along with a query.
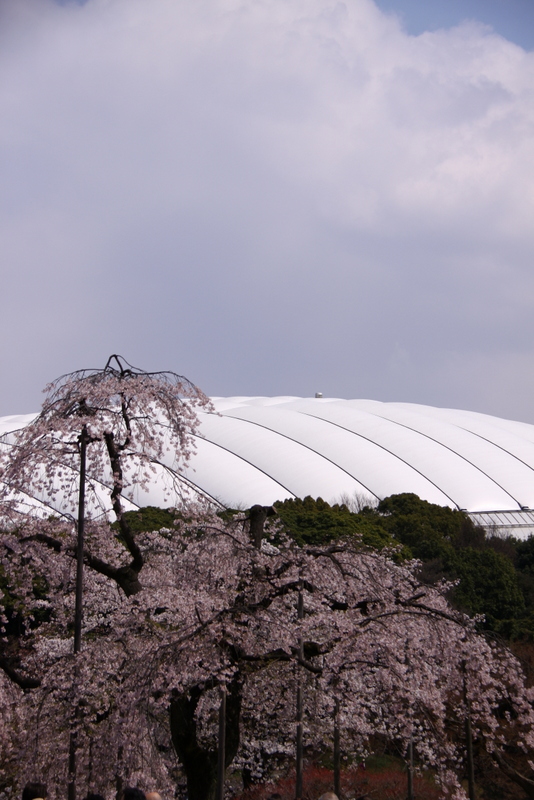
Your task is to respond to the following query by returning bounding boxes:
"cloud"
[1,0,533,422]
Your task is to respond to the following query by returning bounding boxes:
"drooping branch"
[0,354,213,526]
[0,651,41,690]
[492,750,534,799]
[83,552,143,597]
[223,642,324,676]
[20,529,143,596]
[21,532,63,552]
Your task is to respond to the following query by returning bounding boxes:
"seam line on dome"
[297,411,461,509]
[148,457,227,508]
[190,431,297,501]
[207,413,384,503]
[343,411,523,509]
[451,424,534,479]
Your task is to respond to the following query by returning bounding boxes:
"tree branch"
[492,750,534,799]
[0,651,41,691]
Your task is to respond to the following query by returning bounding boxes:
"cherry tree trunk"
[169,678,242,800]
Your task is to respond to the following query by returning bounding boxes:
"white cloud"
[1,0,533,420]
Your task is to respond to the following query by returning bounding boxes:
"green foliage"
[377,493,481,560]
[274,492,534,639]
[515,536,534,576]
[448,548,525,633]
[275,496,358,545]
[376,493,530,637]
[114,506,178,533]
[273,496,402,552]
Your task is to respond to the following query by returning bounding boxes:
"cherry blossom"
[2,360,534,800]
[2,510,534,800]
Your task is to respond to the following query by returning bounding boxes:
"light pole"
[296,588,304,800]
[74,424,88,654]
[216,685,227,800]
[68,424,89,800]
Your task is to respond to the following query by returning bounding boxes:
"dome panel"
[4,399,534,534]
[196,412,375,504]
[264,400,519,512]
[217,404,454,507]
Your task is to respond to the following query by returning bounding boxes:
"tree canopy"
[2,508,534,800]
[275,494,534,639]
[3,361,534,800]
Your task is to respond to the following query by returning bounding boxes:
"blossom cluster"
[1,360,534,800]
[1,510,534,799]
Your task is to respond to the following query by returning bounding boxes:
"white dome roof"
[183,397,534,510]
[4,398,534,536]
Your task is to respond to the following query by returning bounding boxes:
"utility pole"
[296,589,304,800]
[463,663,476,800]
[334,697,341,798]
[407,735,414,800]
[68,424,88,800]
[216,685,227,800]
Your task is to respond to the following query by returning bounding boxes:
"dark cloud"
[1,0,533,422]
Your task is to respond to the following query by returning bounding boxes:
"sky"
[1,0,534,422]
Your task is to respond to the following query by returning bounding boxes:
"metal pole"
[407,735,414,800]
[296,590,304,800]
[74,425,87,654]
[68,425,88,800]
[334,697,341,798]
[463,663,476,800]
[216,685,227,800]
